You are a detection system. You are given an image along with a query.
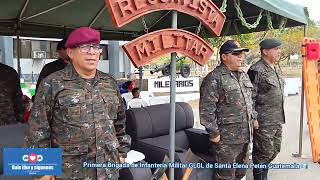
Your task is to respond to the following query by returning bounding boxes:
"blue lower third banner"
[3,148,62,176]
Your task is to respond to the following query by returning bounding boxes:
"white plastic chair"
[121,92,133,103]
[127,98,148,109]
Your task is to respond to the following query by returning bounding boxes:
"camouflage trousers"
[214,143,249,180]
[252,125,282,164]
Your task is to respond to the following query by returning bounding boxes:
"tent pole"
[19,0,29,19]
[15,0,29,79]
[88,5,106,27]
[298,25,307,156]
[169,10,177,180]
[21,0,76,21]
[16,29,22,78]
[139,67,143,90]
[293,25,307,158]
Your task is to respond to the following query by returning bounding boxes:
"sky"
[287,0,319,21]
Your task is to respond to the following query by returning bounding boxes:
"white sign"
[32,51,46,59]
[148,77,199,92]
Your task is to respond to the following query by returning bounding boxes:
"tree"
[269,19,320,65]
[203,18,320,66]
[149,18,320,71]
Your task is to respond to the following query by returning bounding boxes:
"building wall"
[0,36,14,67]
[0,37,134,82]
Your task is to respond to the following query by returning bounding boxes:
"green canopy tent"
[0,0,309,178]
[0,0,309,86]
[0,0,308,40]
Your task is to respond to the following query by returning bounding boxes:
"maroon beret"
[65,27,100,48]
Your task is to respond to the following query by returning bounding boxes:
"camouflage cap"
[259,38,282,49]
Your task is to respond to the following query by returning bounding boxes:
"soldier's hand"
[253,120,259,130]
[210,135,220,143]
[35,176,55,180]
[119,157,125,163]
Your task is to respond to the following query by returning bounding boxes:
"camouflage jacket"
[200,64,255,145]
[248,59,285,126]
[25,64,131,180]
[0,63,24,126]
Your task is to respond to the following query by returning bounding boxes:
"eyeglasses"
[78,44,103,54]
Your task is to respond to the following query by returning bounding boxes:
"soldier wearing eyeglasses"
[248,39,285,180]
[200,40,256,180]
[25,27,131,180]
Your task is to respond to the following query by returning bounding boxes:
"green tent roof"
[246,0,307,25]
[0,0,308,40]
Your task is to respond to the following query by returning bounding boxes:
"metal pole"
[139,67,143,90]
[88,5,106,27]
[16,30,22,78]
[169,10,177,180]
[293,25,307,158]
[16,0,28,78]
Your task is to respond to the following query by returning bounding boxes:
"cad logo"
[22,153,43,163]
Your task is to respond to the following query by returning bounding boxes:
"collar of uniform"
[219,63,244,75]
[95,71,108,80]
[62,64,108,81]
[261,58,275,70]
[261,58,282,75]
[61,64,77,81]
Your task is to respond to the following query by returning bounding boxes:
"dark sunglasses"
[224,51,244,56]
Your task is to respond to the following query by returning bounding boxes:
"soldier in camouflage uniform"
[247,39,285,180]
[25,27,131,180]
[0,63,25,126]
[200,40,257,180]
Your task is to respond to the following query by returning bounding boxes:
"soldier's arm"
[199,75,220,140]
[25,79,53,148]
[247,69,259,120]
[12,70,25,122]
[114,83,131,158]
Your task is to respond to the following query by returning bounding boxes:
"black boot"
[262,169,268,180]
[253,168,264,180]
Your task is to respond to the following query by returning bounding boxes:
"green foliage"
[151,20,320,68]
[176,57,192,71]
[152,54,171,66]
[202,19,320,66]
[150,54,192,71]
